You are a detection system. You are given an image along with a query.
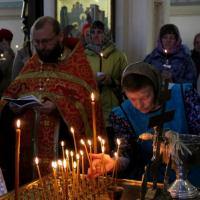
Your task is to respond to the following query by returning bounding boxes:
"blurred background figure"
[191,33,200,76]
[84,20,127,135]
[0,28,15,97]
[144,24,197,84]
[12,40,33,80]
[191,33,200,94]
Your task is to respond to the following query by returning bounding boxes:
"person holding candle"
[0,16,106,190]
[144,24,197,84]
[191,33,200,94]
[88,62,200,187]
[84,20,127,130]
[0,28,15,97]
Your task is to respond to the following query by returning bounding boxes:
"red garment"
[1,40,106,185]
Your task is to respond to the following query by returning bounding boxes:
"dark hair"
[193,32,200,46]
[122,73,156,93]
[91,20,105,31]
[0,28,13,42]
[159,24,180,41]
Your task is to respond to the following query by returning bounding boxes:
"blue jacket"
[144,45,197,83]
[109,83,200,186]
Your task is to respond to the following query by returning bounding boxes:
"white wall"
[0,18,24,51]
[169,5,200,49]
[0,0,24,52]
[170,15,200,49]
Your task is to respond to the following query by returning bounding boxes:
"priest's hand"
[37,99,57,114]
[87,153,115,178]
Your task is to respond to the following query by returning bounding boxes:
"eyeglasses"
[32,34,57,47]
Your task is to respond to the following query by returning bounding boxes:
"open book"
[3,95,42,109]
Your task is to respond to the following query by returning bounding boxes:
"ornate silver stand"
[167,134,200,199]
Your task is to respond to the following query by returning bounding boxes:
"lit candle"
[91,92,97,153]
[80,139,92,167]
[34,157,43,187]
[87,140,92,154]
[61,141,65,160]
[80,150,84,174]
[101,139,105,153]
[99,52,103,72]
[51,161,57,178]
[70,151,74,173]
[51,161,59,195]
[72,161,77,193]
[70,127,77,155]
[116,138,121,155]
[65,149,71,172]
[15,119,21,200]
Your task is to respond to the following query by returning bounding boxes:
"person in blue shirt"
[88,62,200,188]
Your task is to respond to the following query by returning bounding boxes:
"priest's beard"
[36,43,63,63]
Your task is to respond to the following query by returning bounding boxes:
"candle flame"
[98,136,102,142]
[80,139,85,145]
[76,154,80,160]
[164,49,168,54]
[91,92,95,102]
[87,139,92,146]
[57,160,63,166]
[80,150,84,156]
[70,127,74,134]
[16,119,21,128]
[63,159,67,168]
[70,151,74,157]
[34,157,39,165]
[100,52,103,57]
[73,161,77,169]
[65,149,69,158]
[117,138,121,146]
[61,141,64,147]
[51,161,57,169]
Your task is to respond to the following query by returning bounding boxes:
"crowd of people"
[0,16,200,194]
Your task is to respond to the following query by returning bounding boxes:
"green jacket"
[85,43,127,126]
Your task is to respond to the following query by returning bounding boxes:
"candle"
[87,140,92,154]
[61,141,65,160]
[76,154,80,186]
[52,161,57,178]
[15,119,21,200]
[34,157,44,187]
[70,127,77,155]
[80,139,92,167]
[116,138,121,155]
[70,151,74,173]
[91,92,97,153]
[51,161,59,196]
[72,161,77,193]
[99,52,103,72]
[80,150,84,174]
[65,149,71,172]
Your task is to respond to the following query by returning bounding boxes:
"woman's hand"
[87,153,116,178]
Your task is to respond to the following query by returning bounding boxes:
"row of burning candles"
[14,92,121,199]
